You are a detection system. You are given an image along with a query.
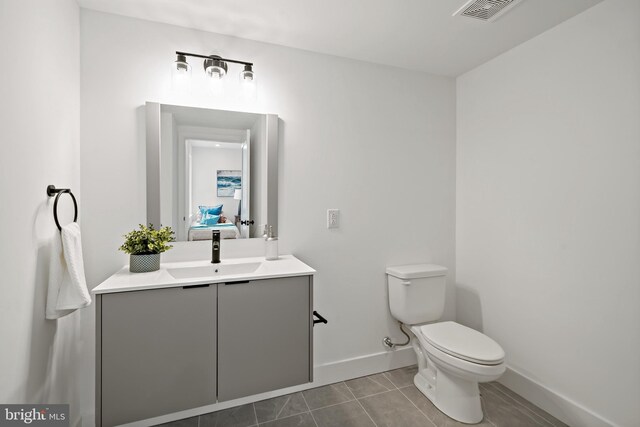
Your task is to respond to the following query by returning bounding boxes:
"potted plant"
[119,224,175,273]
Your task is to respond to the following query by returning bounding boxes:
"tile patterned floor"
[156,365,568,427]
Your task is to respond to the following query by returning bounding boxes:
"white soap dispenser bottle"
[265,225,279,260]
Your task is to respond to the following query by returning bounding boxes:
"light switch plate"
[327,209,340,229]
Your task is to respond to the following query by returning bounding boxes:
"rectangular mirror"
[146,103,278,241]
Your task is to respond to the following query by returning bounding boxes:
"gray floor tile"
[359,389,432,427]
[481,386,544,427]
[200,403,257,427]
[302,382,354,410]
[156,416,199,427]
[345,373,396,398]
[383,365,419,388]
[156,368,568,427]
[483,383,567,427]
[255,392,309,423]
[312,400,376,427]
[259,412,316,427]
[399,385,492,427]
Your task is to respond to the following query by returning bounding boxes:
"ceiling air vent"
[453,0,524,22]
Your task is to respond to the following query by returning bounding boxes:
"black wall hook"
[47,185,78,231]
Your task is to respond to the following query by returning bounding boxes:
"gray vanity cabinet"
[217,276,313,401]
[98,285,217,427]
[96,274,313,426]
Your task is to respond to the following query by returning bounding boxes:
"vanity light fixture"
[172,51,256,95]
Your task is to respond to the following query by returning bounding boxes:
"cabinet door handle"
[182,284,210,289]
[313,311,328,325]
[225,280,250,285]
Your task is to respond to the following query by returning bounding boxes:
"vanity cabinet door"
[217,276,312,401]
[99,285,216,426]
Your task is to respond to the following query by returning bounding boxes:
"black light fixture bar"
[175,51,253,67]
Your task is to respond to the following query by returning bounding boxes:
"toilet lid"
[419,321,505,365]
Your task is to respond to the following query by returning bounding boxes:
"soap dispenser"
[265,226,278,260]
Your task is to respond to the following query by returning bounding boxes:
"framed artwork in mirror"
[217,170,242,197]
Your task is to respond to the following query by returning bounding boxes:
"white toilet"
[386,264,505,424]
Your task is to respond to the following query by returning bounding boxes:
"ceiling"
[77,0,602,76]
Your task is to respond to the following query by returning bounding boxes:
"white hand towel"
[46,223,92,319]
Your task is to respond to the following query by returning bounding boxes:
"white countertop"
[92,255,316,294]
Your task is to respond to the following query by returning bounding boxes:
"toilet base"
[411,336,484,424]
[414,366,483,424]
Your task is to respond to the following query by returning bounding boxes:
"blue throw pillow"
[201,213,220,226]
[199,204,223,216]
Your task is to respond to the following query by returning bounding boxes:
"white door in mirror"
[327,209,340,229]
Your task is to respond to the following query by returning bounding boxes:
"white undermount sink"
[167,262,261,280]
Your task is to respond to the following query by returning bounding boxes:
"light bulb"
[206,66,226,79]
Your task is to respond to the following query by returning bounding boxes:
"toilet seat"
[410,323,506,384]
[417,321,505,365]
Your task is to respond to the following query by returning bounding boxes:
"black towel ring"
[47,185,78,231]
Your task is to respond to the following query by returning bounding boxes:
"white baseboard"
[313,345,417,385]
[499,366,617,427]
[122,346,417,427]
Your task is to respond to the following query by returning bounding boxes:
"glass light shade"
[239,65,257,100]
[204,56,228,79]
[171,54,191,92]
[209,75,224,95]
[202,57,227,95]
[175,56,190,73]
[239,65,254,82]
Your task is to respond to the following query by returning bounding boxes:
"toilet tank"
[386,264,448,325]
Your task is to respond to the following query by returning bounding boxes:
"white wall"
[80,7,456,420]
[0,0,83,425]
[191,145,242,217]
[456,1,640,426]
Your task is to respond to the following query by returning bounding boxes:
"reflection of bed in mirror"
[187,205,240,240]
[188,220,240,240]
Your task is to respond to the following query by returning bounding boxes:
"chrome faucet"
[211,230,221,263]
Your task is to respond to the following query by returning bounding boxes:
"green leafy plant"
[119,224,175,255]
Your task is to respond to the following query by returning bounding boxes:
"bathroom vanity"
[93,255,315,427]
